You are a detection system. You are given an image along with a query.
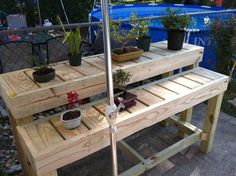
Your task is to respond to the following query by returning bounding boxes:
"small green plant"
[113,69,132,91]
[58,17,81,56]
[161,7,192,30]
[100,13,149,53]
[27,55,52,72]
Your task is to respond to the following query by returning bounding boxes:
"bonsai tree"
[113,69,132,93]
[161,7,192,30]
[160,7,192,50]
[109,13,149,53]
[58,17,82,66]
[27,55,55,83]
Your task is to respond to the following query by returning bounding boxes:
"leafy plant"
[210,16,236,76]
[67,91,82,109]
[102,13,149,53]
[113,69,132,91]
[58,17,82,56]
[27,55,52,72]
[161,7,192,30]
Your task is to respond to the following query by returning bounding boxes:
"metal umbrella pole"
[101,0,119,175]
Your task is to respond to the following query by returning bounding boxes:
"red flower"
[67,91,81,109]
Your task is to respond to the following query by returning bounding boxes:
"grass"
[221,80,236,118]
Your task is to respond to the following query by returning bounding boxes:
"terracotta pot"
[112,47,143,63]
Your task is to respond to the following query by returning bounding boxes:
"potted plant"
[28,55,55,83]
[134,14,151,52]
[113,69,137,110]
[58,17,82,66]
[109,14,143,62]
[61,91,82,129]
[161,7,192,50]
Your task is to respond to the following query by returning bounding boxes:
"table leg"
[178,108,193,138]
[200,93,224,153]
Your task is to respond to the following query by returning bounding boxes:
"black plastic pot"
[33,68,55,83]
[136,35,151,52]
[167,30,186,50]
[68,53,82,66]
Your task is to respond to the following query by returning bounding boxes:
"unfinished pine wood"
[200,93,224,153]
[50,116,89,139]
[2,71,39,94]
[144,85,178,100]
[171,76,202,89]
[66,61,103,76]
[16,68,228,176]
[183,72,212,84]
[158,80,191,94]
[54,64,85,81]
[0,42,204,119]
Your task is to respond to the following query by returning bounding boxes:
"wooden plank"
[158,80,191,94]
[120,130,202,176]
[133,89,163,106]
[200,93,224,153]
[81,107,107,129]
[117,140,145,164]
[25,121,64,151]
[171,76,202,89]
[133,56,151,63]
[126,101,147,113]
[144,85,178,100]
[25,70,63,87]
[192,67,222,80]
[83,56,120,71]
[142,51,163,59]
[2,71,39,94]
[66,61,103,76]
[54,64,85,81]
[178,109,193,138]
[22,72,228,175]
[183,72,212,84]
[50,116,89,139]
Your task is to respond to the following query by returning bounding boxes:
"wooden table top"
[0,41,203,119]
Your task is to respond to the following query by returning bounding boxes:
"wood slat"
[81,107,107,129]
[170,76,202,89]
[25,70,63,87]
[183,73,212,84]
[192,68,222,80]
[50,116,89,139]
[66,61,103,76]
[142,51,163,59]
[54,64,85,81]
[144,85,178,100]
[133,56,151,63]
[93,102,130,117]
[133,89,163,106]
[158,80,191,94]
[83,56,120,71]
[126,101,147,113]
[25,121,63,151]
[2,71,39,94]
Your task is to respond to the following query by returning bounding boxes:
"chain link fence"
[0,9,236,175]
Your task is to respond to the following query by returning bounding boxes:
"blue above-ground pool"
[90,4,236,71]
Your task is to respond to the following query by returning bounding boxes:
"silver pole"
[36,0,42,25]
[101,0,118,176]
[59,0,70,25]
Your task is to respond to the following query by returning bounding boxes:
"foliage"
[161,7,192,30]
[27,55,52,72]
[58,17,81,56]
[210,16,236,75]
[113,69,132,91]
[67,91,82,109]
[108,13,149,53]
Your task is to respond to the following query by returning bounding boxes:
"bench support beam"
[200,93,224,153]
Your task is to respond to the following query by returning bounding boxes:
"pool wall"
[90,4,236,71]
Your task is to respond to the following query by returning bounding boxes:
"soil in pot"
[62,110,81,121]
[167,29,186,50]
[68,53,82,66]
[33,68,55,83]
[136,35,151,52]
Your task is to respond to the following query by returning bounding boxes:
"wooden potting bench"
[0,41,228,176]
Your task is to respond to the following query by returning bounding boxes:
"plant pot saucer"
[112,47,143,63]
